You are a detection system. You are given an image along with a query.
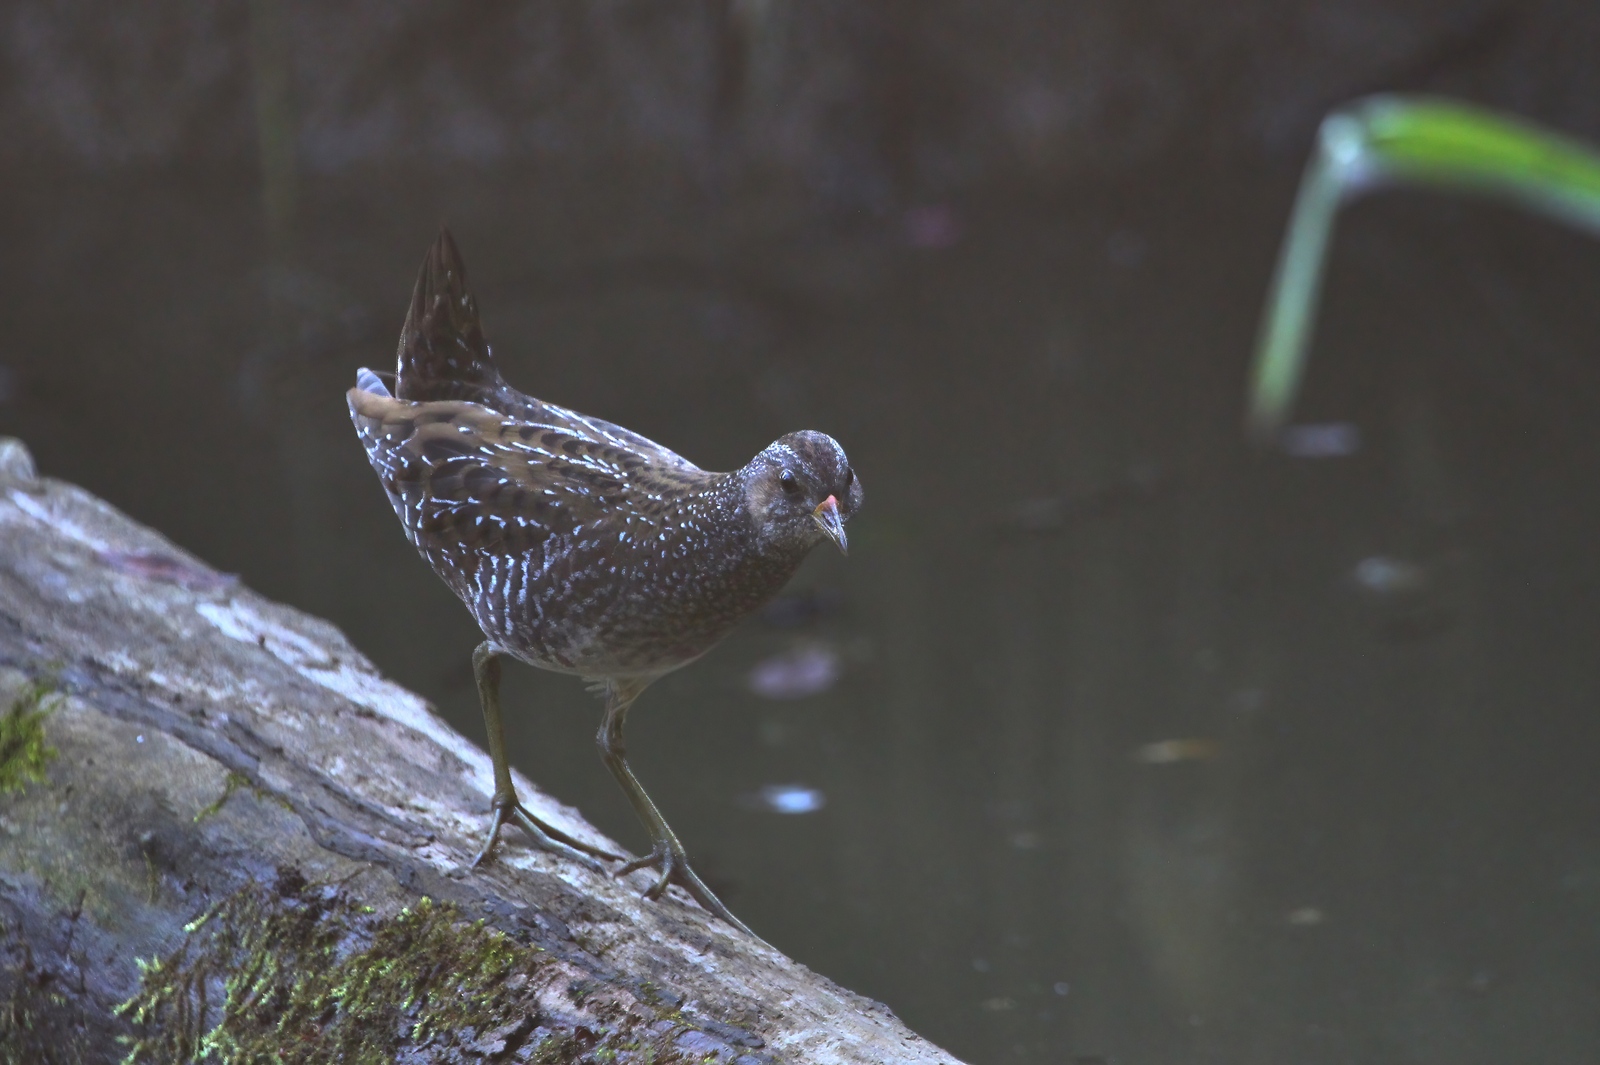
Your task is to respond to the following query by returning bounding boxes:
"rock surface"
[0,437,960,1064]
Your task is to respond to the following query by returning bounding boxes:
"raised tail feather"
[350,229,702,492]
[395,227,503,402]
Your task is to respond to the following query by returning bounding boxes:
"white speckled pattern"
[347,230,863,685]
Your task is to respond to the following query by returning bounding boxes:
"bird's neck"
[685,473,812,592]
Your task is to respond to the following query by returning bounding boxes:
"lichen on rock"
[0,680,58,795]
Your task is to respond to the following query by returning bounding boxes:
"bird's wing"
[497,392,700,473]
[348,381,705,555]
[409,379,700,473]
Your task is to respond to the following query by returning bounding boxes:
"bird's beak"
[812,495,848,555]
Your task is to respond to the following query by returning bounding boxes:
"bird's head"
[739,430,862,556]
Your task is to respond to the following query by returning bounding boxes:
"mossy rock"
[0,680,58,795]
[117,870,748,1064]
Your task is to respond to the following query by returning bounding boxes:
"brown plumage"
[347,230,861,935]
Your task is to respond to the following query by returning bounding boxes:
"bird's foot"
[471,798,622,872]
[616,844,756,937]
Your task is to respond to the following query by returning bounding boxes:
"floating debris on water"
[1347,552,1457,641]
[1280,422,1361,458]
[1133,738,1221,764]
[1350,555,1428,596]
[738,783,826,815]
[747,642,840,699]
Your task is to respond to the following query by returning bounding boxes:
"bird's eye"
[779,469,800,494]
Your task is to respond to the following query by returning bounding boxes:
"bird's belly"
[443,540,795,680]
[488,588,740,680]
[502,622,710,679]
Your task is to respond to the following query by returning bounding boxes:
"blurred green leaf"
[1246,95,1600,443]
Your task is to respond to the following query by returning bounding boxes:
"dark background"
[5,2,1600,1060]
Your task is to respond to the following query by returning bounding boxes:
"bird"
[347,229,862,935]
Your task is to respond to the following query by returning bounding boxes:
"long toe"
[522,810,625,863]
[470,805,513,868]
[616,846,666,879]
[466,800,618,872]
[469,834,499,869]
[509,807,614,871]
[614,845,760,939]
[644,858,676,901]
[677,871,754,937]
[613,844,679,899]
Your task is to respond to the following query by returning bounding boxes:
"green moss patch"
[190,772,253,823]
[0,680,58,795]
[116,872,723,1064]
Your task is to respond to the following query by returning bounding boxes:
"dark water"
[8,99,1600,1065]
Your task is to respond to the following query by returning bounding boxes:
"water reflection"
[747,642,842,699]
[738,783,828,814]
[1280,421,1362,458]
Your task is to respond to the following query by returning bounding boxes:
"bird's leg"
[596,681,756,937]
[470,642,621,870]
